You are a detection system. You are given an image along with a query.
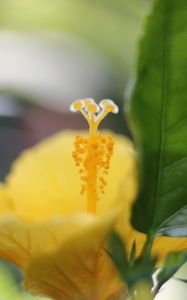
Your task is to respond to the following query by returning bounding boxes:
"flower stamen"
[70,98,118,214]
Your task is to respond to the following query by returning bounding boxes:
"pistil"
[70,98,118,214]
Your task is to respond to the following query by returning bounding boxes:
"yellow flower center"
[70,98,119,214]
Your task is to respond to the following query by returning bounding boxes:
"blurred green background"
[0,260,49,300]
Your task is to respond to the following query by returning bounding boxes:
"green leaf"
[129,0,187,236]
[125,258,156,287]
[108,232,129,271]
[156,250,187,292]
[130,241,137,265]
[108,232,156,287]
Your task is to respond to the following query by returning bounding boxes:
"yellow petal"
[152,236,187,262]
[4,130,146,257]
[6,131,136,221]
[5,130,183,267]
[0,212,124,300]
[23,213,124,300]
[0,213,98,268]
[106,287,128,300]
[0,183,14,216]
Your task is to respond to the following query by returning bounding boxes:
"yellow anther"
[101,137,107,143]
[84,98,94,106]
[100,99,119,114]
[70,98,118,214]
[70,100,84,112]
[87,103,99,113]
[107,104,115,112]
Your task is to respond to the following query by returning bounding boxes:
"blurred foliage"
[108,232,156,288]
[109,232,187,298]
[0,0,153,90]
[0,260,47,300]
[0,0,154,136]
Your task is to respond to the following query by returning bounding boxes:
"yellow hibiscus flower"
[0,98,186,300]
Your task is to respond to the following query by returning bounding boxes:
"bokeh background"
[1,1,187,300]
[0,0,153,180]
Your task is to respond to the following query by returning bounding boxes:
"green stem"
[141,232,154,261]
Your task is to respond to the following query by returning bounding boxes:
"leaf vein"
[141,101,160,121]
[163,156,187,170]
[156,204,187,232]
[159,186,185,199]
[165,117,187,135]
[152,0,170,230]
